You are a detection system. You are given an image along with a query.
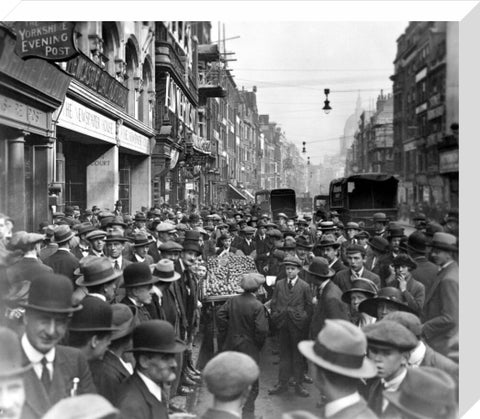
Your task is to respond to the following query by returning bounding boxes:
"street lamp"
[302,141,306,153]
[323,88,332,114]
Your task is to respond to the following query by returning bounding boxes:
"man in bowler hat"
[0,327,33,419]
[18,273,96,419]
[268,255,313,398]
[201,352,260,419]
[295,319,378,419]
[43,225,79,282]
[118,320,187,419]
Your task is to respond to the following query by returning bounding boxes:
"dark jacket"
[333,268,381,294]
[422,342,459,386]
[118,372,169,419]
[71,244,90,261]
[330,258,346,274]
[235,237,256,257]
[325,398,378,419]
[6,257,53,283]
[310,280,349,338]
[119,296,152,324]
[421,262,459,356]
[21,345,96,419]
[43,249,79,281]
[200,409,241,419]
[270,277,313,330]
[217,292,269,363]
[411,256,438,297]
[90,350,131,405]
[385,274,425,315]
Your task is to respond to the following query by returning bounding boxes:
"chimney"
[253,86,257,93]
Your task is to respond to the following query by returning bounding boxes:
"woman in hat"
[216,273,269,419]
[341,278,378,327]
[385,254,425,315]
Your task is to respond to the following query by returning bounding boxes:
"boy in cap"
[269,256,313,398]
[86,230,107,257]
[217,273,269,419]
[19,273,96,418]
[0,327,33,419]
[363,320,418,417]
[296,319,378,419]
[201,352,260,419]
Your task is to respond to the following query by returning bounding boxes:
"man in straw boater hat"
[382,366,457,419]
[118,320,187,419]
[362,320,418,418]
[268,255,313,398]
[0,327,33,419]
[200,351,260,419]
[88,303,137,405]
[305,257,349,339]
[18,273,96,419]
[43,225,79,281]
[292,319,378,419]
[421,232,458,357]
[216,273,269,419]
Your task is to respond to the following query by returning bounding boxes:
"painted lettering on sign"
[14,21,78,61]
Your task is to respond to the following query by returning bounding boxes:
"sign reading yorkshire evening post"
[14,21,78,61]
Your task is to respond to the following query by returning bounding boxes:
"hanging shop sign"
[15,21,79,61]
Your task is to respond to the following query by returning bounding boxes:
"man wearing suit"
[333,245,381,293]
[365,237,392,287]
[201,352,260,419]
[315,235,346,274]
[118,320,186,419]
[235,226,257,257]
[19,273,96,419]
[305,257,349,339]
[43,225,79,282]
[71,223,95,260]
[296,319,378,419]
[6,232,53,284]
[128,233,155,265]
[407,231,438,297]
[85,230,107,258]
[268,255,312,398]
[105,231,132,274]
[421,233,459,356]
[89,304,135,405]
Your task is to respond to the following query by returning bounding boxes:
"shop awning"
[228,183,247,200]
[244,190,255,200]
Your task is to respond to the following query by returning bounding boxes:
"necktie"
[40,357,51,393]
[288,279,293,290]
[114,260,120,271]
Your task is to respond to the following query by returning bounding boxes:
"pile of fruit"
[204,254,258,299]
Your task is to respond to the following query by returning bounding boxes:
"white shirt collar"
[135,254,145,262]
[439,260,454,272]
[318,279,330,294]
[351,266,365,279]
[57,247,70,252]
[109,255,123,265]
[325,392,361,417]
[21,334,55,379]
[409,341,427,368]
[382,367,407,392]
[91,249,104,257]
[328,257,338,268]
[288,275,299,286]
[88,293,107,302]
[137,370,162,402]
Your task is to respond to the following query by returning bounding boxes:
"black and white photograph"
[0,1,471,418]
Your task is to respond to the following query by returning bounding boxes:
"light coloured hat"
[43,394,119,419]
[430,232,458,252]
[203,351,259,398]
[0,326,33,377]
[239,273,265,291]
[152,259,181,282]
[156,222,177,233]
[298,319,377,379]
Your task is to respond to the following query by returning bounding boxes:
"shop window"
[119,160,131,212]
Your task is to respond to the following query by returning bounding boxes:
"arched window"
[139,58,153,125]
[125,38,139,117]
[101,22,120,76]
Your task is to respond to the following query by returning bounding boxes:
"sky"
[212,21,408,164]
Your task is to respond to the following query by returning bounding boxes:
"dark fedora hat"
[392,254,417,270]
[304,257,335,279]
[76,222,95,236]
[0,327,33,377]
[384,367,457,419]
[341,278,378,304]
[122,263,159,288]
[69,296,119,332]
[152,259,181,283]
[129,320,186,354]
[372,212,388,222]
[19,273,82,314]
[279,237,296,250]
[130,232,155,247]
[358,287,416,318]
[75,257,122,287]
[316,236,340,249]
[104,231,130,243]
[296,236,314,249]
[430,232,458,252]
[134,212,147,222]
[110,303,137,340]
[106,216,127,229]
[52,225,75,244]
[388,226,405,239]
[182,241,201,254]
[355,230,371,240]
[407,231,427,254]
[368,236,390,254]
[184,230,201,242]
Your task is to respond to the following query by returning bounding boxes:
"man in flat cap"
[363,320,418,418]
[295,319,378,419]
[118,320,187,419]
[0,327,33,419]
[85,230,107,258]
[217,273,269,419]
[201,352,260,419]
[269,255,313,398]
[18,273,96,419]
[421,232,458,356]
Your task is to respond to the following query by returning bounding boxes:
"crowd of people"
[0,200,459,419]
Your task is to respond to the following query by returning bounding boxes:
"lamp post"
[323,88,332,114]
